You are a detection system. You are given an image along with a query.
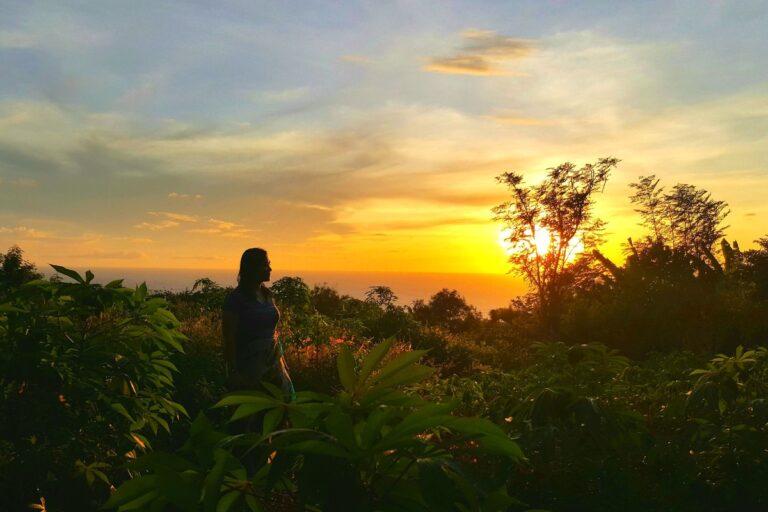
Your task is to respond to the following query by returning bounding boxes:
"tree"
[0,245,43,295]
[365,285,398,309]
[629,175,729,272]
[270,276,311,310]
[412,288,481,333]
[493,157,618,336]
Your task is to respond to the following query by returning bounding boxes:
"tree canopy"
[493,157,619,335]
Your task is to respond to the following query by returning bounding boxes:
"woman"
[222,248,293,398]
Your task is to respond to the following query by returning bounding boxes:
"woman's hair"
[236,247,272,297]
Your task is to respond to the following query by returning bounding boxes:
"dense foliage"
[0,262,188,510]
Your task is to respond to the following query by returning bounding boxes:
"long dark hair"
[236,247,272,298]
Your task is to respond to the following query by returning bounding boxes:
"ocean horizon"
[43,267,528,315]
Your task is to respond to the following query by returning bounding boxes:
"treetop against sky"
[0,1,766,273]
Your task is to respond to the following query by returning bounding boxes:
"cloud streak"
[425,29,535,76]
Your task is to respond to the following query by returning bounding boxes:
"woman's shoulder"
[223,287,246,311]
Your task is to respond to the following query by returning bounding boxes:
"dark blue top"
[223,287,280,351]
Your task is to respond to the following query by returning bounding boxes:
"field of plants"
[1,235,768,511]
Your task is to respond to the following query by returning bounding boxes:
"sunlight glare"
[498,227,585,262]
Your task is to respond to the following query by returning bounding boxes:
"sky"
[1,0,767,276]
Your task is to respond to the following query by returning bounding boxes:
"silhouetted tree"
[493,157,618,337]
[270,276,311,310]
[412,288,481,333]
[629,175,729,272]
[0,246,42,295]
[743,236,768,301]
[365,286,398,309]
[310,284,346,317]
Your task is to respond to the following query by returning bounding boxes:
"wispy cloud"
[134,211,198,231]
[147,211,198,223]
[168,192,203,200]
[425,29,535,76]
[134,220,180,231]
[67,249,146,259]
[0,226,52,239]
[187,218,256,238]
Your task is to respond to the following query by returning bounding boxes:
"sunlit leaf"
[337,346,356,393]
[50,264,85,284]
[358,338,394,386]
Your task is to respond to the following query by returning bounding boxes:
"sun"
[498,227,584,262]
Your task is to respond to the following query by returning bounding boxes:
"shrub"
[104,339,526,511]
[0,267,188,510]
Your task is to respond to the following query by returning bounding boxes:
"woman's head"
[237,247,271,292]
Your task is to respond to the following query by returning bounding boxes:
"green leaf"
[261,381,284,400]
[442,416,507,438]
[134,282,148,302]
[373,350,429,384]
[106,279,125,288]
[91,468,110,485]
[117,490,160,511]
[111,403,135,423]
[358,338,394,386]
[476,435,526,461]
[213,392,275,408]
[103,475,158,508]
[0,304,26,313]
[324,411,357,452]
[337,346,357,393]
[229,402,277,423]
[203,449,233,512]
[86,270,95,284]
[50,264,85,284]
[152,325,185,353]
[244,495,263,512]
[216,491,241,512]
[371,365,434,392]
[262,407,284,435]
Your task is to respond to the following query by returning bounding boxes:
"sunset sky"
[1,1,767,275]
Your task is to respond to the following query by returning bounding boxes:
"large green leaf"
[216,491,241,512]
[358,338,394,386]
[374,350,429,384]
[262,407,284,435]
[371,365,435,392]
[203,449,236,512]
[103,475,158,508]
[50,264,85,284]
[229,402,278,423]
[337,346,357,393]
[213,392,276,408]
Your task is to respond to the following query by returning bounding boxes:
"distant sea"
[45,268,527,315]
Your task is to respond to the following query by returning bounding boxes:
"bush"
[104,339,525,511]
[0,267,188,510]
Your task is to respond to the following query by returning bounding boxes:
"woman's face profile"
[257,257,272,282]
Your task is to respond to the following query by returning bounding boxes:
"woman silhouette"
[222,248,293,397]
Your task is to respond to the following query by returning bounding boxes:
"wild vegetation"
[2,163,768,511]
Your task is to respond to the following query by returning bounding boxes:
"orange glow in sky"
[1,2,767,287]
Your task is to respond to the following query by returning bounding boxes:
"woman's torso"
[224,287,280,351]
